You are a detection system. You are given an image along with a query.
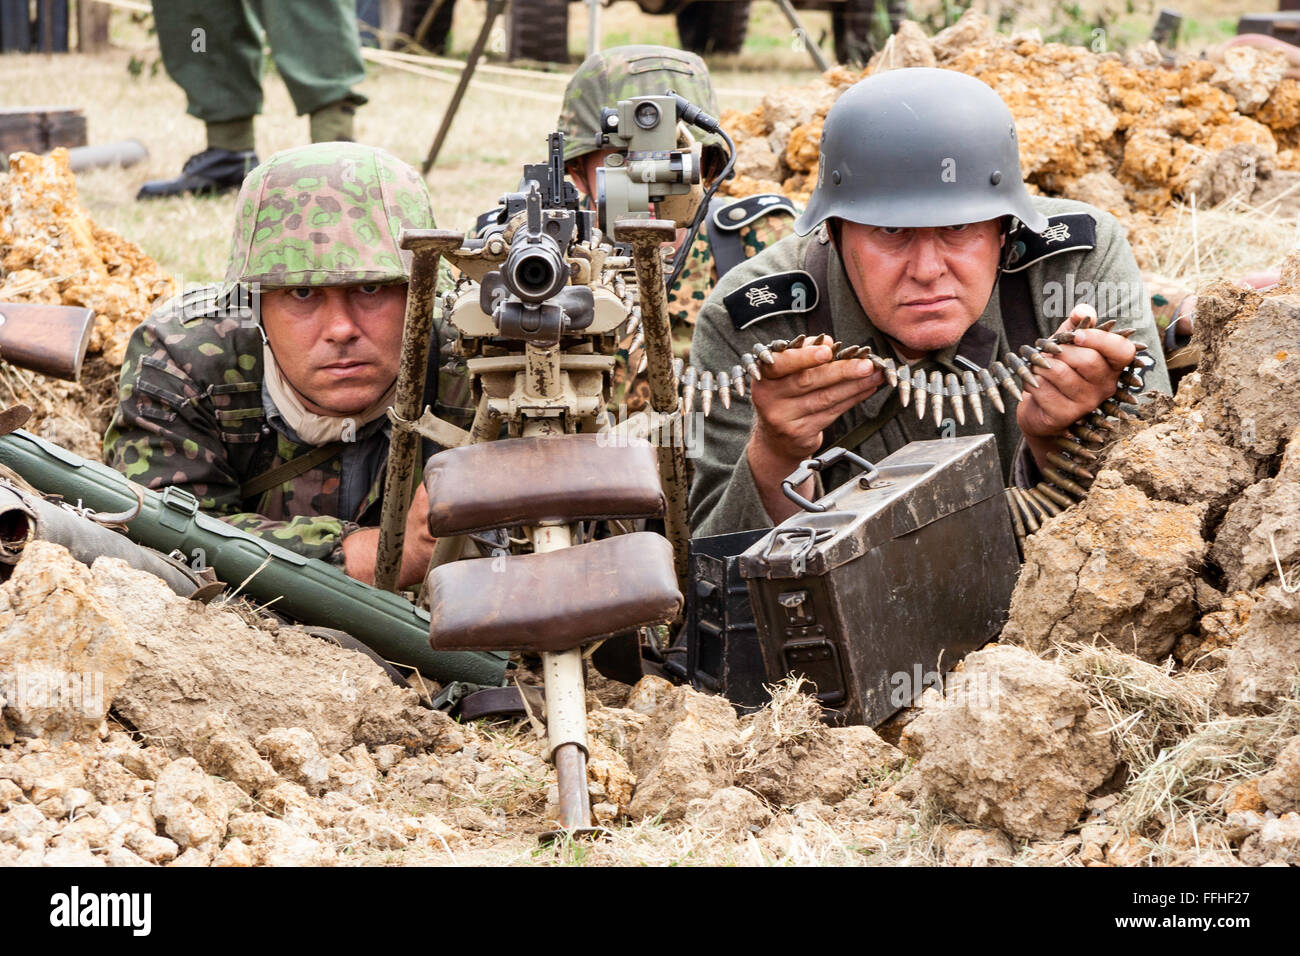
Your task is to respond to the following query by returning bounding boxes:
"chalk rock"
[151,757,232,853]
[0,543,134,742]
[901,646,1117,841]
[1216,586,1300,715]
[627,684,741,822]
[1003,470,1207,662]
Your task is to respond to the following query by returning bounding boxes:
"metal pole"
[412,0,447,47]
[772,0,831,72]
[373,229,464,593]
[616,220,690,601]
[422,0,507,174]
[534,524,592,833]
[585,0,600,58]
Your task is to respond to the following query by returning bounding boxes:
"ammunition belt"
[671,313,1157,543]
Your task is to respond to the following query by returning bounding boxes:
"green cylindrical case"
[0,430,507,687]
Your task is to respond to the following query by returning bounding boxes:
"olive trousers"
[151,0,368,128]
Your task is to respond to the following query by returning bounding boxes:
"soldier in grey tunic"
[688,69,1170,537]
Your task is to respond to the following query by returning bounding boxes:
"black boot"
[136,148,259,199]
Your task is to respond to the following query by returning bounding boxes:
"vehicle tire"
[507,0,571,63]
[675,1,751,56]
[831,0,875,65]
[401,0,457,56]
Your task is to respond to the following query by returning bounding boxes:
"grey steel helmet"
[794,68,1048,236]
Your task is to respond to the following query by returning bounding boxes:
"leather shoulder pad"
[723,270,819,330]
[711,193,799,232]
[1002,213,1097,273]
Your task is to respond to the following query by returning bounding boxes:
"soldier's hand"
[401,482,438,582]
[341,482,437,589]
[745,341,882,523]
[1016,306,1136,471]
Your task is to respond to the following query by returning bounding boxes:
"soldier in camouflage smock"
[106,143,471,585]
[557,45,798,413]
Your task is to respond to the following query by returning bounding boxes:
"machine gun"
[370,110,736,836]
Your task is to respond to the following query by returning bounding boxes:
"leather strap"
[802,237,835,339]
[998,267,1038,351]
[455,685,547,720]
[832,391,904,451]
[240,441,344,501]
[706,196,747,278]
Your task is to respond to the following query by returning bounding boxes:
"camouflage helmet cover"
[225,142,435,288]
[558,44,724,164]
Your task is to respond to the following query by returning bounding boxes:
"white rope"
[361,48,562,103]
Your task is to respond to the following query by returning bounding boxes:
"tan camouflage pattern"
[610,209,797,413]
[558,45,724,164]
[225,142,436,288]
[104,286,473,564]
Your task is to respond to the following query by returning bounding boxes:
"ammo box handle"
[781,446,879,513]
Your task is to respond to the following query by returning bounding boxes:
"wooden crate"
[0,108,88,157]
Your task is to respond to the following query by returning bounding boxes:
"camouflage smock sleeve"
[103,304,353,564]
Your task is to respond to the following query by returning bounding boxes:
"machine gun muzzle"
[503,231,568,304]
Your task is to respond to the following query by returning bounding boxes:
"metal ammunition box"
[739,435,1019,727]
[683,528,770,710]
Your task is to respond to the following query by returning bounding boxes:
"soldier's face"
[567,150,619,205]
[260,284,407,416]
[838,220,1002,361]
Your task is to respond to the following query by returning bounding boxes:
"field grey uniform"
[688,195,1172,537]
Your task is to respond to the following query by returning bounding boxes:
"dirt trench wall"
[1002,278,1300,677]
[720,9,1300,226]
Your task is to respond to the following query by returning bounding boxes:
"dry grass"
[1,6,820,287]
[1055,642,1218,781]
[1,4,1254,291]
[1137,190,1300,289]
[1059,640,1300,860]
[1116,684,1300,835]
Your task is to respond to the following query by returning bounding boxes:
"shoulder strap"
[240,441,345,502]
[831,391,903,452]
[706,196,747,278]
[998,267,1038,351]
[802,237,834,339]
[708,194,800,279]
